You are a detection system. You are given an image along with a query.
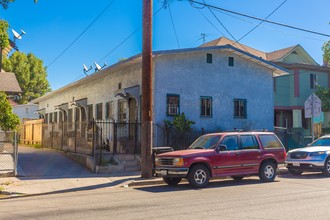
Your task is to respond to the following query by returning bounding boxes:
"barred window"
[88,105,93,122]
[96,103,103,120]
[106,101,114,119]
[167,94,180,116]
[45,113,48,124]
[54,112,58,123]
[68,109,73,123]
[234,99,247,118]
[49,113,53,123]
[75,108,80,122]
[200,96,212,117]
[118,100,127,122]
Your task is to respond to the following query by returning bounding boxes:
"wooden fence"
[20,119,43,145]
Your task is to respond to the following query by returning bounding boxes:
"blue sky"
[2,0,330,90]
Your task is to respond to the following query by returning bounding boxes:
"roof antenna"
[83,64,92,76]
[12,29,26,42]
[94,61,107,72]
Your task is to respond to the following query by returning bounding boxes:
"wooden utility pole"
[141,0,153,178]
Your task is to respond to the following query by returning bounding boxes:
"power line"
[196,9,226,37]
[236,0,288,42]
[206,5,326,42]
[167,1,180,49]
[189,0,330,38]
[47,0,116,68]
[98,5,165,62]
[199,0,250,53]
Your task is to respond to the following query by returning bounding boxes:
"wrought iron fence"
[93,120,141,155]
[274,127,313,151]
[154,125,220,151]
[20,120,142,162]
[0,131,18,176]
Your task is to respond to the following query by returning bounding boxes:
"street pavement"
[0,146,288,198]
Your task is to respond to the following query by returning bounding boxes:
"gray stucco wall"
[153,50,275,131]
[37,63,142,122]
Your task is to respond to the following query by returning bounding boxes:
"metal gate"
[0,131,18,176]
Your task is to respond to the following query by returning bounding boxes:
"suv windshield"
[189,135,221,149]
[310,137,330,147]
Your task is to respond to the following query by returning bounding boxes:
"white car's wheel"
[323,158,330,177]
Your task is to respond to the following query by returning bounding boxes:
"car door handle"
[235,152,240,155]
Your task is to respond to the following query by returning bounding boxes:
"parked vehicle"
[155,132,286,188]
[285,135,330,176]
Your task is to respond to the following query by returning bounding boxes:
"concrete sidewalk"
[0,171,162,198]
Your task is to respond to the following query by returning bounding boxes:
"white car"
[285,135,330,176]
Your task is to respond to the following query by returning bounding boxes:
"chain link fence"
[0,131,18,177]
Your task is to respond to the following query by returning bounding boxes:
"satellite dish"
[82,64,92,76]
[12,29,26,41]
[94,61,102,71]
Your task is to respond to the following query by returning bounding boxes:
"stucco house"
[12,103,39,120]
[207,37,330,137]
[33,43,286,135]
[0,71,22,104]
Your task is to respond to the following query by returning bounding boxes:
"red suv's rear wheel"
[259,161,276,182]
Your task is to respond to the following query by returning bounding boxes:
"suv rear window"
[259,134,283,149]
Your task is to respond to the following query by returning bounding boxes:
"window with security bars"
[118,100,127,122]
[49,113,53,123]
[167,94,180,116]
[75,108,80,122]
[96,103,103,120]
[54,112,58,123]
[68,108,73,129]
[45,114,48,124]
[200,96,212,117]
[88,105,93,122]
[106,101,114,119]
[234,99,247,118]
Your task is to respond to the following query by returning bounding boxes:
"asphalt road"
[1,173,330,220]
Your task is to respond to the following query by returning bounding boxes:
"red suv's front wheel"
[188,165,210,188]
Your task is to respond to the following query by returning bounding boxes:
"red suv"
[155,132,286,187]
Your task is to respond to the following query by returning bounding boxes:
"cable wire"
[236,0,288,42]
[98,5,165,62]
[189,0,330,38]
[47,0,116,68]
[167,0,180,49]
[201,0,250,53]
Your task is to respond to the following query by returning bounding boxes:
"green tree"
[0,92,20,131]
[0,20,9,49]
[172,112,195,132]
[315,85,330,112]
[323,40,330,66]
[1,0,37,9]
[3,52,51,103]
[322,22,330,66]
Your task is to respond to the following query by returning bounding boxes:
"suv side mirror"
[215,144,227,153]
